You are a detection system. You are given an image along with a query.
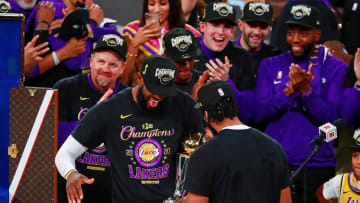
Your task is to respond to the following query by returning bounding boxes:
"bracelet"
[52,51,60,66]
[37,20,51,27]
[126,52,137,57]
[35,28,49,32]
[65,169,78,180]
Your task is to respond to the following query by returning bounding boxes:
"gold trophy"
[163,132,205,203]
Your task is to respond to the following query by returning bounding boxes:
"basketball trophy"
[163,132,205,203]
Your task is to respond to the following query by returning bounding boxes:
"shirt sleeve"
[88,20,121,42]
[71,102,107,149]
[253,59,294,124]
[183,146,212,196]
[322,174,342,200]
[302,58,347,123]
[341,87,360,126]
[227,79,254,123]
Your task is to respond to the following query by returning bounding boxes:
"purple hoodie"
[254,45,346,167]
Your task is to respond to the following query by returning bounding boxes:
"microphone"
[309,119,346,145]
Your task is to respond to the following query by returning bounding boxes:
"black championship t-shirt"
[184,126,290,203]
[72,88,204,203]
[54,73,127,203]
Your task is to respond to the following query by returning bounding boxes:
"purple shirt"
[199,35,222,61]
[9,0,32,16]
[227,79,254,123]
[254,45,347,167]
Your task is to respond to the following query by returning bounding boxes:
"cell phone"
[145,12,160,29]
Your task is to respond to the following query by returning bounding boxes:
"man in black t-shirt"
[55,55,204,203]
[54,34,128,203]
[183,80,291,203]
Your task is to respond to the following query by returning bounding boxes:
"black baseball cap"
[141,55,177,96]
[351,130,360,150]
[284,4,320,29]
[0,0,11,13]
[59,9,89,41]
[195,80,235,111]
[202,2,236,26]
[93,34,127,60]
[241,2,273,25]
[163,28,200,62]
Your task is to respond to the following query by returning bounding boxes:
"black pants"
[289,165,335,203]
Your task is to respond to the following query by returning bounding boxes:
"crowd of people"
[2,0,360,202]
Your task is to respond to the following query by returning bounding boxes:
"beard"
[136,87,167,112]
[289,41,316,61]
[136,87,150,111]
[96,77,111,88]
[243,33,262,53]
[16,0,37,10]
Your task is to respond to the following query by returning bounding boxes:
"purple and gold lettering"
[156,167,163,179]
[120,126,134,141]
[97,155,104,165]
[163,163,169,177]
[83,152,89,163]
[76,152,110,167]
[120,125,175,141]
[135,167,142,179]
[142,168,149,179]
[89,153,97,165]
[128,165,136,178]
[149,168,156,179]
[128,164,170,180]
[103,156,110,166]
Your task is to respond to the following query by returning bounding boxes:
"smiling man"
[55,55,204,203]
[53,34,127,203]
[254,3,347,203]
[196,2,255,91]
[236,1,280,76]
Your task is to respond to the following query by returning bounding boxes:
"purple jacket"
[254,45,347,167]
[341,88,360,126]
[227,79,254,123]
[25,0,120,77]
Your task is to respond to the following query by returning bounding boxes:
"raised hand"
[97,88,113,104]
[288,63,314,95]
[36,1,55,29]
[205,56,232,81]
[89,3,104,26]
[24,35,49,75]
[131,22,162,48]
[191,70,210,101]
[59,37,87,59]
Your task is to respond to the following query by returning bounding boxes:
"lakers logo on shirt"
[135,138,162,167]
